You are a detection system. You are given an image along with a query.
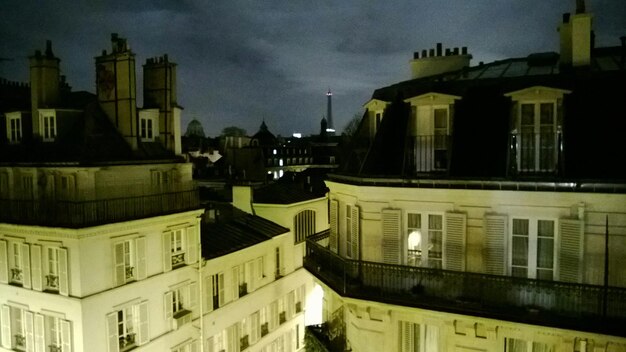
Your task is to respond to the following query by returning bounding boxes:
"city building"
[0,35,203,352]
[305,2,626,351]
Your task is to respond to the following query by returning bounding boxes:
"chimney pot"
[414,51,419,59]
[111,33,118,41]
[422,49,427,58]
[45,40,54,57]
[462,46,468,55]
[429,48,435,57]
[576,0,585,14]
[436,43,442,56]
[453,47,459,55]
[563,13,570,23]
[445,48,451,56]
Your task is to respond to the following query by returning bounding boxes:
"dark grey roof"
[253,169,328,204]
[201,205,288,259]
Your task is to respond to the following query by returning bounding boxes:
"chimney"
[436,43,442,56]
[409,43,472,79]
[232,185,254,214]
[29,40,60,138]
[559,1,592,67]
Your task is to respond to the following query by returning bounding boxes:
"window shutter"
[0,305,10,348]
[164,291,173,320]
[163,231,172,272]
[329,200,339,253]
[60,319,71,352]
[22,243,31,289]
[245,261,254,291]
[351,205,360,260]
[484,214,507,275]
[114,242,125,286]
[559,218,584,283]
[106,312,119,352]
[58,248,69,296]
[189,282,198,308]
[382,208,402,264]
[137,301,149,345]
[186,225,198,265]
[31,244,42,291]
[218,273,226,307]
[444,212,467,271]
[190,340,199,352]
[34,314,44,352]
[0,240,7,284]
[204,275,213,312]
[231,267,239,300]
[135,237,147,280]
[24,310,34,352]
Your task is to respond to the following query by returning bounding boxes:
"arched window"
[294,210,316,243]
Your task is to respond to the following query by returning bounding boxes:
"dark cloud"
[1,0,625,137]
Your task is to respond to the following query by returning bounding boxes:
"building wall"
[327,180,626,287]
[320,282,626,352]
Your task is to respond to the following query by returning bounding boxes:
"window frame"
[39,109,57,142]
[509,217,557,280]
[6,112,22,143]
[405,212,444,268]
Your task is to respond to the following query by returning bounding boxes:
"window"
[411,105,450,171]
[39,110,57,142]
[140,117,154,141]
[43,315,72,352]
[275,247,283,279]
[58,175,76,200]
[151,170,172,190]
[406,213,443,268]
[511,218,556,280]
[165,282,197,329]
[212,273,225,308]
[250,311,260,344]
[106,301,149,352]
[44,247,69,293]
[163,226,198,272]
[399,321,439,352]
[6,113,22,143]
[208,331,225,352]
[21,175,34,199]
[114,238,146,286]
[505,338,555,352]
[517,102,557,172]
[346,205,352,257]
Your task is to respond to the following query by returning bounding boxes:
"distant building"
[306,2,626,351]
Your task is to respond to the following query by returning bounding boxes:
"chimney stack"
[559,0,592,67]
[409,43,472,79]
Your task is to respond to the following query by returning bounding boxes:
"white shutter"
[186,225,198,264]
[163,231,172,272]
[444,212,467,271]
[189,282,198,308]
[559,218,584,283]
[382,208,402,264]
[164,291,173,320]
[0,305,10,348]
[24,310,34,352]
[351,205,360,260]
[60,319,71,352]
[231,267,239,300]
[31,245,42,291]
[245,261,254,291]
[106,312,119,352]
[137,301,149,345]
[34,314,44,352]
[329,199,339,253]
[114,242,125,286]
[22,243,31,289]
[484,213,507,275]
[0,240,7,284]
[58,247,69,296]
[204,275,213,312]
[135,237,147,280]
[218,273,226,307]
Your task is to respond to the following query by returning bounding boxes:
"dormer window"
[6,112,22,143]
[363,99,389,139]
[139,109,159,142]
[39,109,57,142]
[404,93,461,172]
[505,86,571,174]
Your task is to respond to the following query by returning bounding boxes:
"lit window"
[106,302,149,351]
[406,213,442,268]
[511,218,555,280]
[165,282,197,327]
[39,110,57,142]
[171,229,185,268]
[272,149,277,155]
[6,112,22,143]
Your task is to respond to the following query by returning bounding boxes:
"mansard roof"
[341,46,626,182]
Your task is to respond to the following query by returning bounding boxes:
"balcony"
[304,233,626,337]
[405,135,450,173]
[0,188,200,228]
[45,274,59,292]
[509,131,562,175]
[10,268,23,285]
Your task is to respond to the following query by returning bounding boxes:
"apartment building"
[305,2,626,351]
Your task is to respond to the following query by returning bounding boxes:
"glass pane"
[521,104,534,126]
[408,213,421,229]
[536,268,553,281]
[511,236,529,266]
[428,215,442,230]
[434,109,447,129]
[507,338,527,352]
[540,103,554,124]
[537,220,554,237]
[512,219,529,236]
[537,237,554,268]
[511,267,527,278]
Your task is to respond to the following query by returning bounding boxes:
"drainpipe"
[198,215,204,352]
[603,215,609,317]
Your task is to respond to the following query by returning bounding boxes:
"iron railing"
[509,131,562,175]
[405,135,451,173]
[304,236,626,336]
[0,188,200,228]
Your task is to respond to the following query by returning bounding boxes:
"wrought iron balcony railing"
[304,234,626,337]
[0,188,200,228]
[509,131,563,175]
[171,253,185,267]
[45,274,59,291]
[10,268,23,283]
[405,135,451,173]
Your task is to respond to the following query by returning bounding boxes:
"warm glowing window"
[39,110,57,142]
[6,113,22,143]
[406,212,443,268]
[510,218,555,280]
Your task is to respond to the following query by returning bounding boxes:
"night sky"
[1,0,624,137]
